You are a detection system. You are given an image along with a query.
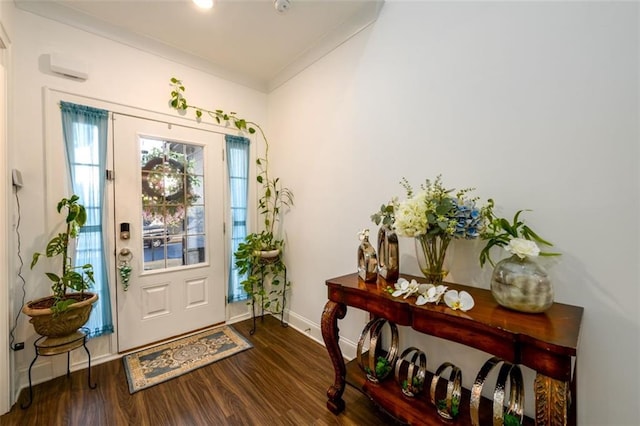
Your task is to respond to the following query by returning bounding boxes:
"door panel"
[113,114,226,352]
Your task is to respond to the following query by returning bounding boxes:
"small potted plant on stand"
[24,195,98,344]
[232,162,292,333]
[169,78,293,331]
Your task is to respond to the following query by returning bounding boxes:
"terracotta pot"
[22,293,98,338]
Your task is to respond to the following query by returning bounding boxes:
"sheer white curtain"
[60,101,113,338]
[225,135,250,303]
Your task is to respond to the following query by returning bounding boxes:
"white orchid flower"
[431,285,448,304]
[403,279,422,298]
[444,290,475,312]
[415,285,433,306]
[417,283,430,294]
[415,284,448,305]
[392,278,410,297]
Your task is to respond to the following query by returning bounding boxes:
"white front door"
[113,114,226,352]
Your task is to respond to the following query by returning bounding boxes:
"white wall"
[269,1,639,425]
[7,4,265,405]
[5,1,639,424]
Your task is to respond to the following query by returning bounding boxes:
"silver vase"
[491,255,553,313]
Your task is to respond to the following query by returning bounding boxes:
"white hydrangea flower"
[393,192,428,237]
[506,238,540,259]
[444,290,475,311]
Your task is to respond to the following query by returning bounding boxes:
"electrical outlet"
[13,342,24,351]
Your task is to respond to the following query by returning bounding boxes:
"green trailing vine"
[169,77,293,312]
[169,77,293,238]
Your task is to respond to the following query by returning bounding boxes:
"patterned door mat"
[122,325,252,393]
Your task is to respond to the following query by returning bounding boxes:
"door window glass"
[140,137,205,270]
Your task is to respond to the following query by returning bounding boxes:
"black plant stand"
[21,327,96,409]
[250,262,289,335]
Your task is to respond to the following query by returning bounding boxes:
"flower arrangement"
[393,175,483,239]
[479,200,560,267]
[386,175,485,284]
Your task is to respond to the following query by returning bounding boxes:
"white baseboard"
[285,310,357,361]
[226,311,252,325]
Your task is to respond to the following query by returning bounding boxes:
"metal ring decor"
[394,346,427,397]
[356,317,399,383]
[429,362,462,420]
[470,357,525,426]
[141,156,186,202]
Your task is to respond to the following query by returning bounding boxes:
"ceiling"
[15,0,384,92]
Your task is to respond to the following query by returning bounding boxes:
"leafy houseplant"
[24,195,98,338]
[169,78,293,312]
[479,199,560,267]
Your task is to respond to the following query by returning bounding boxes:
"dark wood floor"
[1,316,396,426]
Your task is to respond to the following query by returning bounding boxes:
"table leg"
[321,300,347,414]
[534,373,571,425]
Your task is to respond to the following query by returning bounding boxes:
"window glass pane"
[191,175,205,204]
[141,137,205,270]
[186,235,205,265]
[187,205,205,234]
[185,143,204,175]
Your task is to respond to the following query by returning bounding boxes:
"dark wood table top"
[326,273,583,380]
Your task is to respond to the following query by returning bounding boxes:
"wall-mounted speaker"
[48,53,89,81]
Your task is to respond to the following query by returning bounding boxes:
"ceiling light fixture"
[193,0,213,10]
[274,0,291,14]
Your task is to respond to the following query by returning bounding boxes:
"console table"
[321,273,583,425]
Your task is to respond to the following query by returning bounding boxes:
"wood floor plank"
[2,316,394,426]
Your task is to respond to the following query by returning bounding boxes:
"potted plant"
[24,195,98,340]
[479,199,560,313]
[169,78,293,313]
